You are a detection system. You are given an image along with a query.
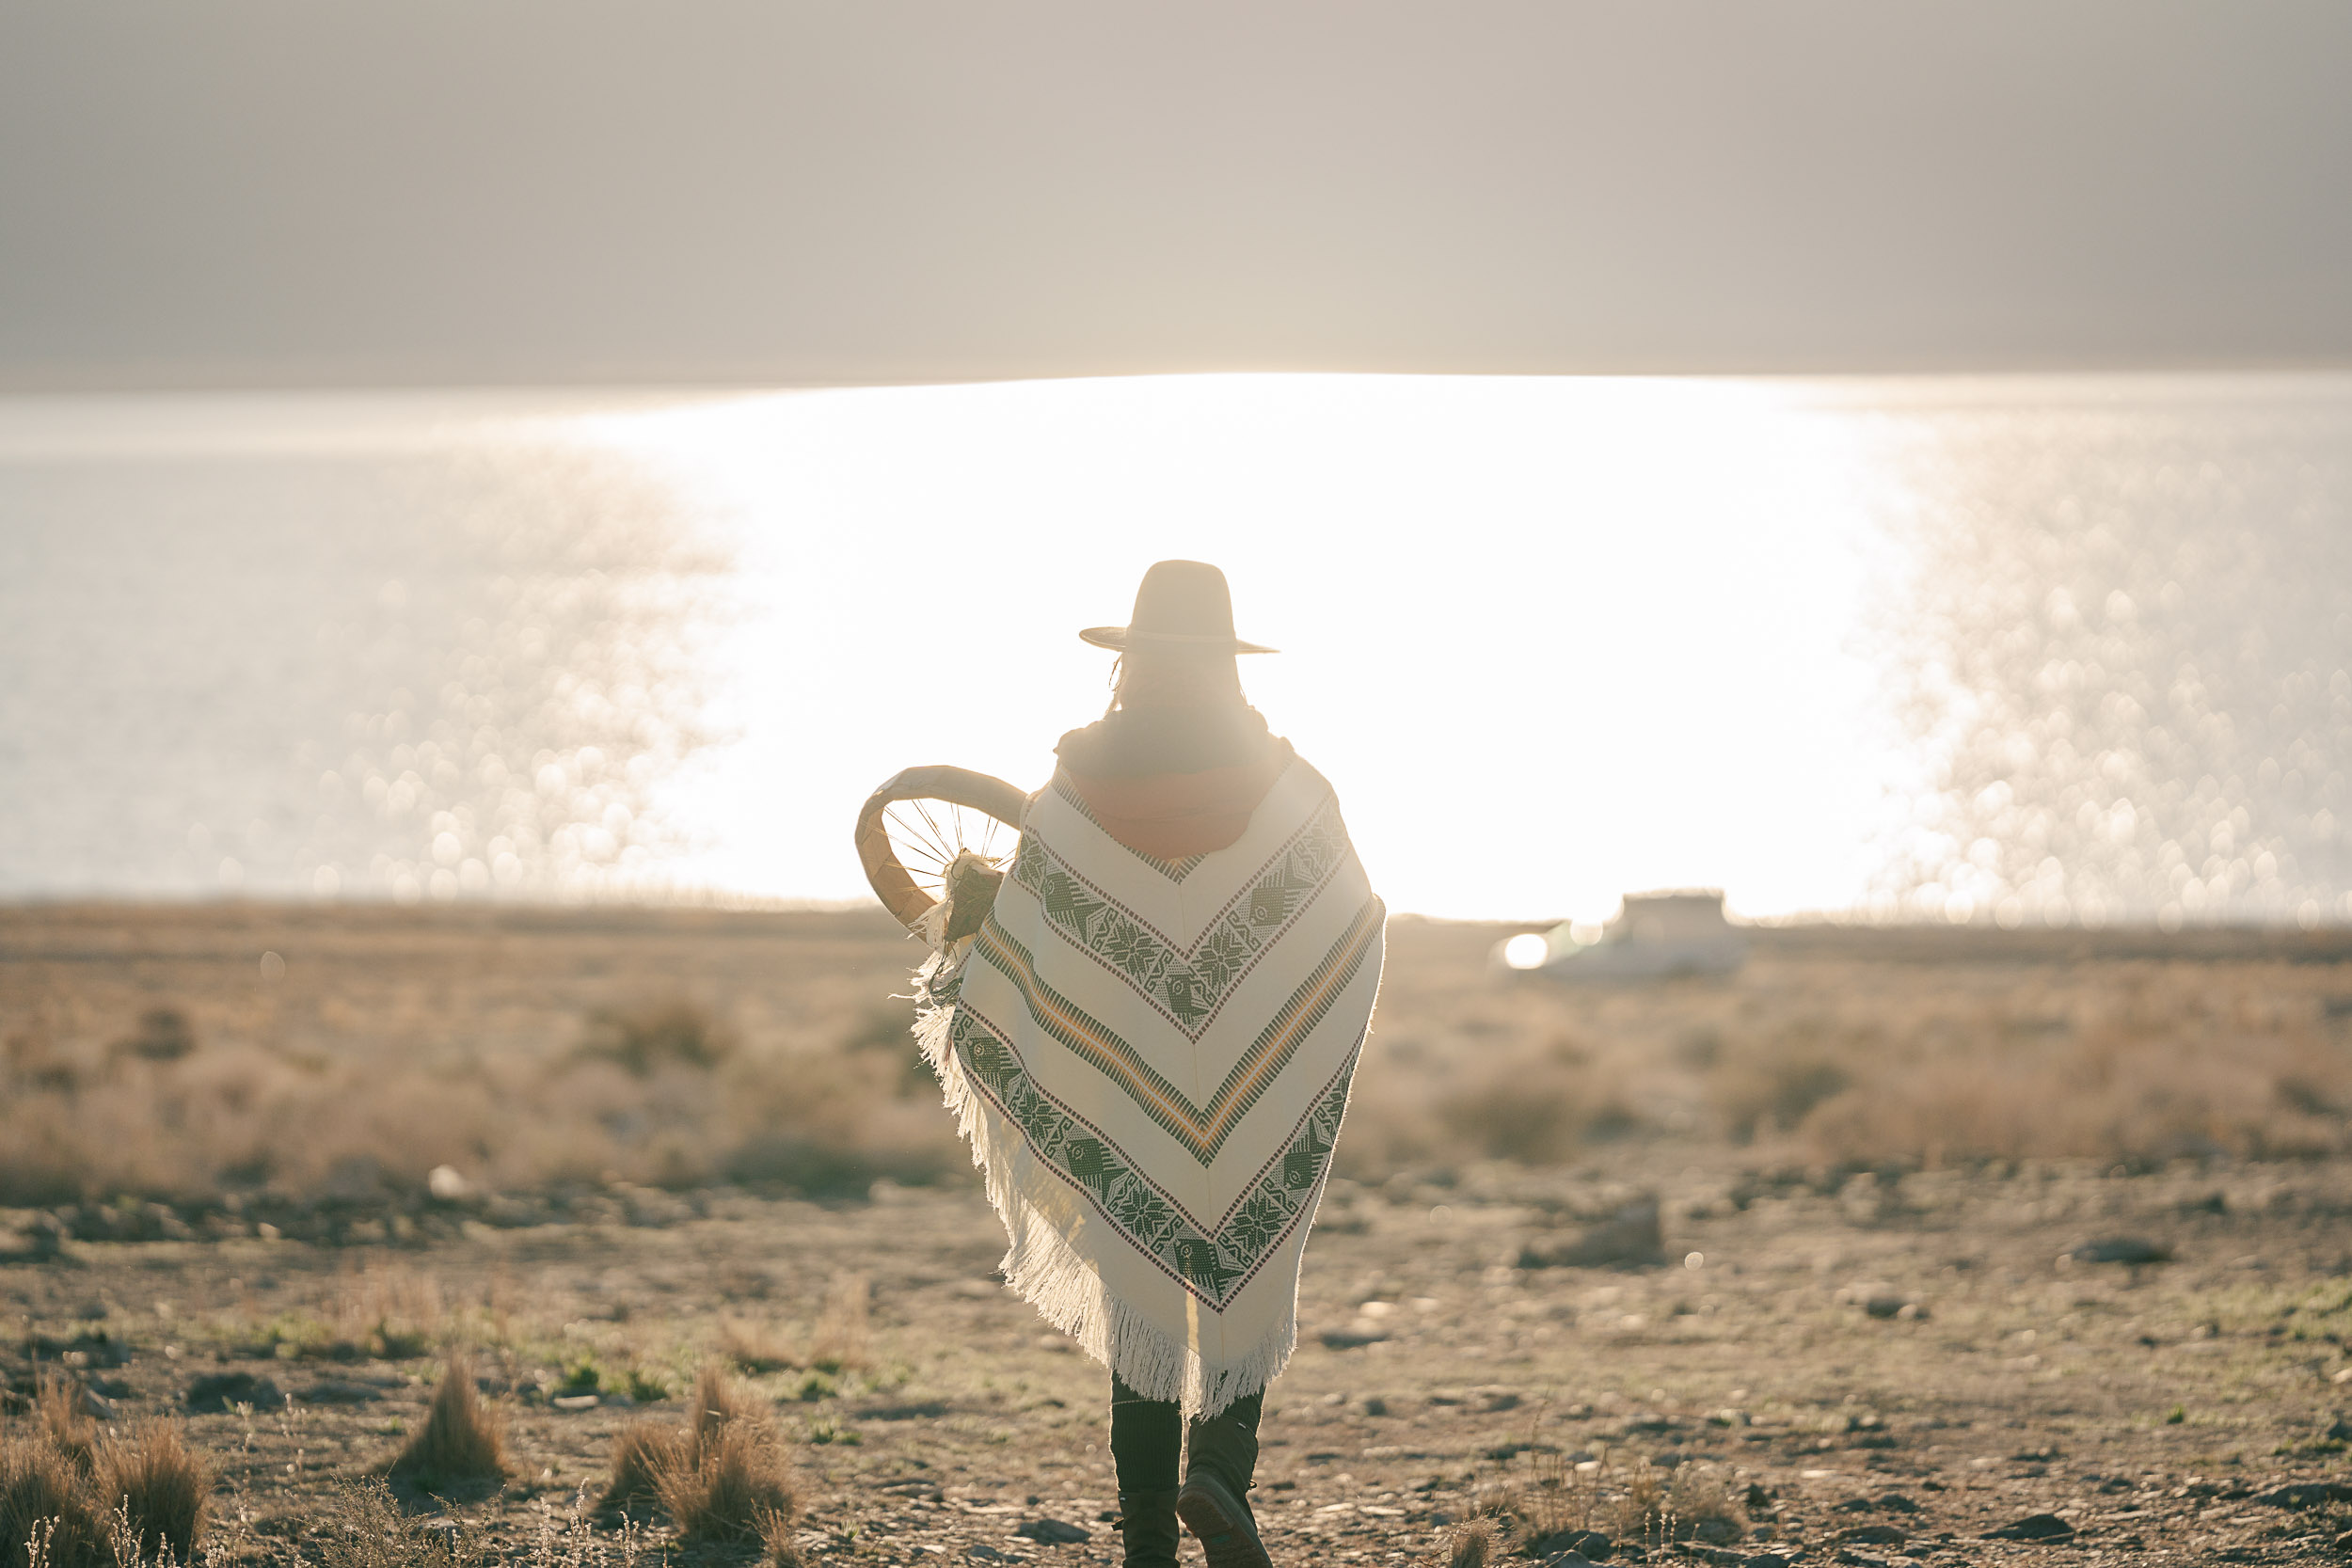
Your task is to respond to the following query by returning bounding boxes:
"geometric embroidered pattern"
[950,1001,1360,1311]
[969,896,1385,1164]
[1010,793,1351,1037]
[920,747,1385,1415]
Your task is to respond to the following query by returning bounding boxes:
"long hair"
[1104,645,1246,716]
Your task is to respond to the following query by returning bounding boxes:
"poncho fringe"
[911,755,1383,1419]
[915,967,1310,1414]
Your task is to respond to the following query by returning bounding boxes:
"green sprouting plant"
[802,1418,860,1448]
[620,1367,673,1404]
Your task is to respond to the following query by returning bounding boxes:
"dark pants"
[1109,1374,1264,1496]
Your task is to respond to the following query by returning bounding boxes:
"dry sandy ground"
[8,1150,2352,1564]
[5,905,2352,1564]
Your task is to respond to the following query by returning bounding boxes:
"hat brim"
[1080,626,1279,655]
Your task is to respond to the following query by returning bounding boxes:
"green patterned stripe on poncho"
[915,752,1383,1418]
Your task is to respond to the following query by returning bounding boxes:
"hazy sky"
[4,2,2348,388]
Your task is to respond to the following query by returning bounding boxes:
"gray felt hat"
[1080,560,1278,655]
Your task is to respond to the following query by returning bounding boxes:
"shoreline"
[8,898,2350,963]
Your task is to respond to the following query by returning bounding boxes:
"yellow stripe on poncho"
[916,753,1384,1417]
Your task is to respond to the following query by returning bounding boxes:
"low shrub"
[389,1356,506,1495]
[0,1431,101,1568]
[599,1423,680,1515]
[717,1320,798,1377]
[1,1385,212,1568]
[656,1418,797,1553]
[114,1008,197,1065]
[30,1380,95,1478]
[312,1479,482,1568]
[578,999,734,1076]
[602,1369,801,1564]
[1715,1045,1853,1143]
[1613,1460,1745,1548]
[91,1419,212,1563]
[1445,1518,1495,1568]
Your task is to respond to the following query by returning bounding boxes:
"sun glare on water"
[1500,933,1553,970]
[8,373,2343,921]
[555,374,1897,922]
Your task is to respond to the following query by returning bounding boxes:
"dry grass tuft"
[1445,1517,1495,1568]
[0,1431,102,1568]
[91,1419,213,1563]
[113,1007,197,1065]
[721,1272,872,1380]
[1467,1446,1607,1553]
[2,1026,80,1096]
[683,1367,760,1447]
[578,997,735,1077]
[1610,1459,1744,1548]
[598,1423,682,1515]
[716,1319,798,1377]
[330,1261,446,1352]
[1665,1466,1746,1544]
[807,1274,870,1374]
[2,1397,212,1568]
[656,1418,798,1556]
[1715,1047,1851,1143]
[312,1479,482,1568]
[29,1379,96,1478]
[389,1356,507,1494]
[1436,1053,1640,1165]
[602,1368,801,1562]
[1612,1458,1672,1546]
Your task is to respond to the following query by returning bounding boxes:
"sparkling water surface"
[0,375,2344,924]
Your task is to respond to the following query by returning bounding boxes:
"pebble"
[1980,1513,2074,1541]
[2065,1237,2171,1265]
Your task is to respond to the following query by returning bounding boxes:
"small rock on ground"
[1981,1512,2075,1541]
[2068,1237,2171,1264]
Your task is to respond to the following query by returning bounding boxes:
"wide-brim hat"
[1080,560,1279,654]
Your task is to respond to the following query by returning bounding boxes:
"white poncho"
[916,752,1384,1417]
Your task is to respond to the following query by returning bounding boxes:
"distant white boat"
[1498,890,1748,980]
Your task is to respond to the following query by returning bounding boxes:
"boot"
[1177,1410,1272,1568]
[1116,1488,1182,1568]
